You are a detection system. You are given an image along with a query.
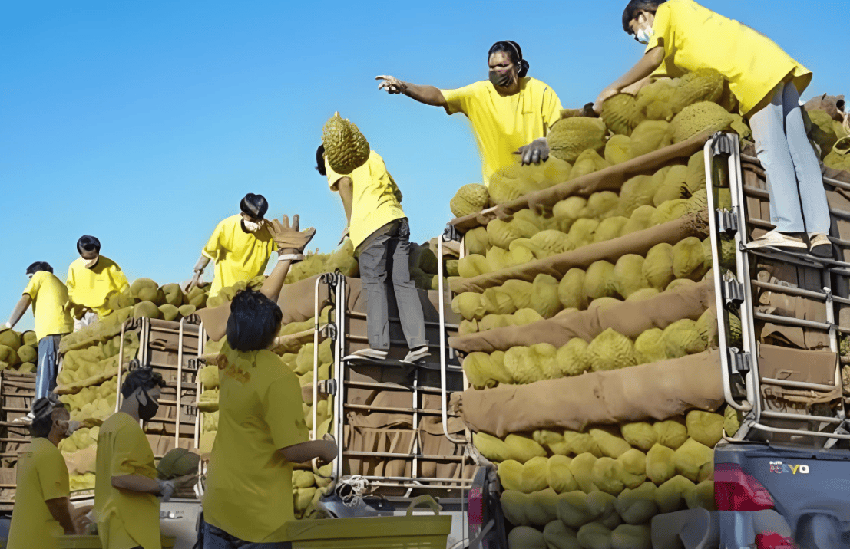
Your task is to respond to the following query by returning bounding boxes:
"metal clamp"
[710,132,735,156]
[443,223,462,243]
[727,348,751,373]
[722,279,745,305]
[320,323,338,339]
[317,379,338,396]
[717,208,739,233]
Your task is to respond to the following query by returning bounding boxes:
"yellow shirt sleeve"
[23,275,40,301]
[39,445,70,501]
[325,158,344,191]
[109,264,129,295]
[541,84,564,134]
[441,83,481,116]
[202,220,227,261]
[66,265,76,304]
[646,2,672,54]
[264,373,309,451]
[110,423,156,478]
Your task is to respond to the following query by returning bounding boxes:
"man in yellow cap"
[67,235,129,328]
[190,193,276,298]
[7,396,79,549]
[4,261,74,423]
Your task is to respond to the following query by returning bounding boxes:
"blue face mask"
[636,26,654,45]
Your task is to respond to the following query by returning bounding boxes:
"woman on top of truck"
[594,0,832,257]
[376,41,564,186]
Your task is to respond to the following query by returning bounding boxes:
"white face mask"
[636,25,654,45]
[243,219,262,233]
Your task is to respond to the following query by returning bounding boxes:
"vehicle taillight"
[714,462,775,511]
[756,531,798,549]
[468,486,484,528]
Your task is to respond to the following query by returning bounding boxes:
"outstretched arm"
[279,438,338,464]
[594,46,665,112]
[4,295,31,329]
[263,215,316,301]
[376,76,447,107]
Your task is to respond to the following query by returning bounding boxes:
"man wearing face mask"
[4,262,73,424]
[595,0,831,257]
[94,368,193,549]
[190,193,276,298]
[67,235,130,328]
[7,396,80,549]
[376,40,563,186]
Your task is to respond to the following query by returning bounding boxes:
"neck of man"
[120,398,141,422]
[46,431,62,447]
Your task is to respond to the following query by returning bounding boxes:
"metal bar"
[312,275,322,442]
[344,310,458,330]
[343,451,466,460]
[340,474,473,484]
[344,333,441,349]
[344,380,450,394]
[759,410,844,424]
[752,311,832,330]
[343,403,443,415]
[750,280,828,301]
[115,321,127,413]
[335,275,345,480]
[439,235,466,444]
[175,318,184,447]
[749,421,850,440]
[760,377,840,392]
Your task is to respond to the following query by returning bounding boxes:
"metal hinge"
[717,208,739,232]
[443,223,462,243]
[320,323,338,340]
[728,348,751,373]
[317,379,338,396]
[710,132,735,156]
[722,279,745,305]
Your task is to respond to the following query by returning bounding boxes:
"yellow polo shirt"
[7,438,70,549]
[23,271,73,341]
[66,256,129,318]
[94,412,160,549]
[326,150,406,250]
[647,0,812,116]
[441,77,563,185]
[203,343,308,543]
[202,215,275,298]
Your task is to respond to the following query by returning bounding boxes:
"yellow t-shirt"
[203,344,308,543]
[66,256,129,318]
[94,412,160,549]
[7,438,70,549]
[441,77,563,185]
[325,150,406,249]
[202,215,276,298]
[23,271,74,341]
[647,0,812,116]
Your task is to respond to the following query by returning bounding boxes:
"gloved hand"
[339,226,350,246]
[514,138,549,165]
[267,214,316,260]
[157,479,175,502]
[1,322,12,331]
[187,270,203,293]
[375,75,407,95]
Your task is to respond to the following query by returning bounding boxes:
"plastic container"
[283,495,451,549]
[57,535,176,548]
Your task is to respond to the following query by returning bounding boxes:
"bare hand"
[514,138,550,165]
[318,435,338,463]
[594,87,619,114]
[376,75,406,95]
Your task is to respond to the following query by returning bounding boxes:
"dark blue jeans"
[35,334,61,402]
[198,517,292,549]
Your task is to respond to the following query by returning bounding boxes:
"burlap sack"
[459,351,724,436]
[451,279,714,354]
[450,131,714,234]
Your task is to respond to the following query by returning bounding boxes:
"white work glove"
[2,322,11,330]
[187,270,203,292]
[375,75,407,95]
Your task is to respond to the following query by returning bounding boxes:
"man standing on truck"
[316,141,429,363]
[94,368,193,549]
[595,0,832,257]
[3,261,73,423]
[6,396,79,549]
[189,193,276,299]
[376,40,563,185]
[67,235,130,328]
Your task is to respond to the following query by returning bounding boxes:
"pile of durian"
[443,69,770,549]
[0,329,39,373]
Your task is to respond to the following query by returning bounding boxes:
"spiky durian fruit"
[322,112,370,174]
[601,94,644,136]
[450,184,490,217]
[548,117,608,163]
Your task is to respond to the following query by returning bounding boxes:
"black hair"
[121,367,166,399]
[623,0,666,33]
[488,41,529,78]
[226,289,283,352]
[315,145,327,176]
[30,396,66,438]
[240,193,269,219]
[26,261,53,276]
[77,235,101,255]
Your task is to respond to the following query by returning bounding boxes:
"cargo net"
[443,69,767,547]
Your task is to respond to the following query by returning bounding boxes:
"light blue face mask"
[636,26,654,45]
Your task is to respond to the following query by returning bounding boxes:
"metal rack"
[705,132,850,444]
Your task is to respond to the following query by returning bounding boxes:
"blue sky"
[2,0,847,331]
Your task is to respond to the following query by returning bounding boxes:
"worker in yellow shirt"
[4,262,74,423]
[200,215,336,548]
[94,368,193,549]
[7,396,79,549]
[316,144,429,362]
[67,235,129,328]
[376,40,564,186]
[595,0,831,257]
[190,193,276,298]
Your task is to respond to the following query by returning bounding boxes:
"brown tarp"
[451,213,708,294]
[450,280,714,353]
[449,131,714,234]
[459,350,725,436]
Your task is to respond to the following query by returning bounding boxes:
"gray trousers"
[357,218,427,351]
[750,81,831,234]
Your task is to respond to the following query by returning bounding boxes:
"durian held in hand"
[322,112,370,175]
